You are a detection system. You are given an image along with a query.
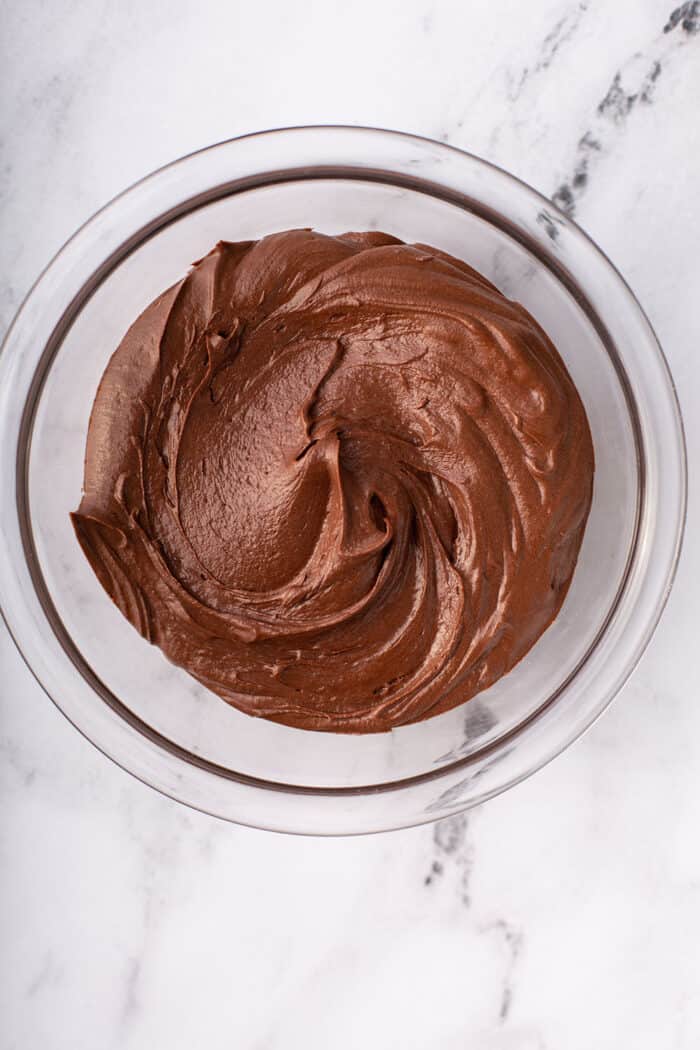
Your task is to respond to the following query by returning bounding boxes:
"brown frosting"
[72,230,594,733]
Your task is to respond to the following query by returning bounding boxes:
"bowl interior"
[28,176,638,788]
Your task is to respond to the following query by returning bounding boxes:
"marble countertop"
[2,1,699,1046]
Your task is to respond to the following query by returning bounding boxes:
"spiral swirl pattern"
[72,230,594,732]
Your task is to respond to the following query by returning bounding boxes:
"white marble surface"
[1,1,700,1046]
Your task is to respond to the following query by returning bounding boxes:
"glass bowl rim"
[0,125,687,831]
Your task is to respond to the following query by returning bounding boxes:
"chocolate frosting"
[72,230,594,733]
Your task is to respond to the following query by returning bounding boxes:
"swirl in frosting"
[72,230,594,732]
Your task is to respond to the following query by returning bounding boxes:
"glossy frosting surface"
[72,230,594,732]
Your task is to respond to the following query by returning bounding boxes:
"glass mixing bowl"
[0,127,686,834]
